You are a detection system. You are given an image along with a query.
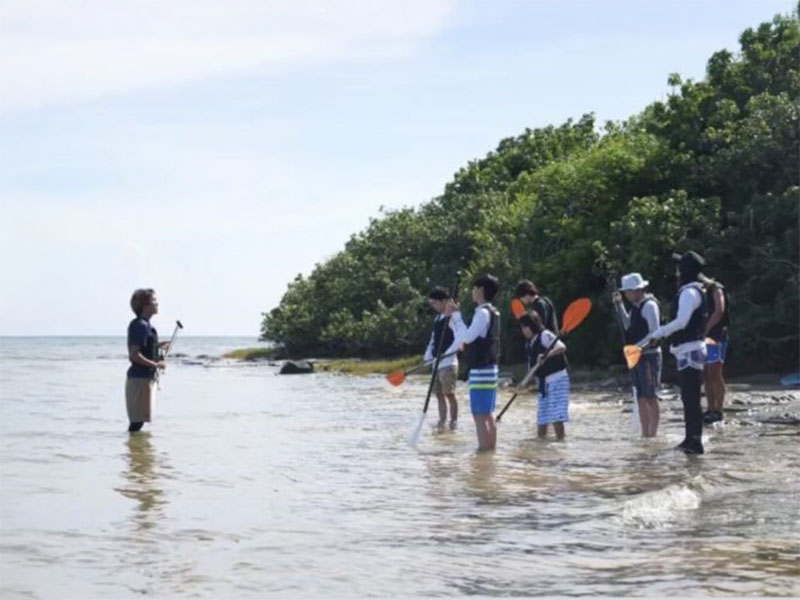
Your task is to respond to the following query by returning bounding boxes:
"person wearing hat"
[645,251,708,454]
[612,273,662,437]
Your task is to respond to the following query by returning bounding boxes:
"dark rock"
[280,360,314,375]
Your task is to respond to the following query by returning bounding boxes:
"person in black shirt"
[515,280,559,335]
[126,289,168,433]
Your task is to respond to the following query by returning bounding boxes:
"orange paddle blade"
[624,345,643,369]
[510,298,526,320]
[561,297,592,334]
[386,371,406,386]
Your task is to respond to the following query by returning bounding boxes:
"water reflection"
[116,433,168,532]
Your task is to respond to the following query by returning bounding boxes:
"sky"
[0,0,794,336]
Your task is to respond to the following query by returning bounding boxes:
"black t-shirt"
[532,296,559,335]
[127,317,158,379]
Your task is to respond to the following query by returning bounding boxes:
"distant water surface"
[0,337,798,598]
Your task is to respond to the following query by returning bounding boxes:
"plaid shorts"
[538,372,570,425]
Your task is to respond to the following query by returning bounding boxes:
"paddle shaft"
[419,276,460,415]
[404,349,459,376]
[163,320,184,360]
[156,320,183,387]
[496,332,563,422]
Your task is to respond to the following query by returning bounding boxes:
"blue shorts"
[468,366,498,415]
[631,352,662,397]
[706,340,728,364]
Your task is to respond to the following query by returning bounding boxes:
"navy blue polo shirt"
[127,317,158,379]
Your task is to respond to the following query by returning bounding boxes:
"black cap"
[672,251,705,273]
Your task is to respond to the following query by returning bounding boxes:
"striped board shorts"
[537,372,570,426]
[468,365,498,415]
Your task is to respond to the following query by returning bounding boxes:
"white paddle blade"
[408,413,426,447]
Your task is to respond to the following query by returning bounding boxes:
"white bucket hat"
[619,272,649,291]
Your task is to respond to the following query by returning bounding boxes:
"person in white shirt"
[444,275,501,452]
[645,252,708,455]
[613,272,662,437]
[424,287,461,432]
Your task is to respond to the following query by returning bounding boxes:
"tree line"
[261,9,799,373]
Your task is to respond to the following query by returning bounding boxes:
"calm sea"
[0,337,798,598]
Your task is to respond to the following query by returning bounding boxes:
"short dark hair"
[515,280,539,298]
[427,286,451,301]
[130,288,155,316]
[473,274,499,301]
[519,312,543,332]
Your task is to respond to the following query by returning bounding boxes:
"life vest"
[706,281,730,341]
[466,304,500,369]
[625,295,660,346]
[528,330,568,385]
[669,282,707,346]
[431,315,455,354]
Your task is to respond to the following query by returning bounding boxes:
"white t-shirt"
[450,303,492,347]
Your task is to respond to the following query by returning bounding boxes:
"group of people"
[123,250,730,457]
[423,251,730,455]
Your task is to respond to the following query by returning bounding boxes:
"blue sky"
[0,0,794,336]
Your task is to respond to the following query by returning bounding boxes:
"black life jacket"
[706,281,730,341]
[431,315,455,354]
[528,330,568,385]
[625,296,660,346]
[466,304,500,369]
[669,282,707,346]
[533,296,560,336]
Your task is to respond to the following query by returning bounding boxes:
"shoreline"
[220,348,797,392]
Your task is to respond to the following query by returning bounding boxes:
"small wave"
[621,476,711,528]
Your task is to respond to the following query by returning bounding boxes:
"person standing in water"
[126,289,167,433]
[424,286,461,432]
[445,275,501,451]
[519,312,569,440]
[613,272,662,437]
[699,273,730,425]
[647,252,708,454]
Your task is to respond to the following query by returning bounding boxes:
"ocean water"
[0,337,798,598]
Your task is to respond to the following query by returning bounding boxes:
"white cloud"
[0,0,456,111]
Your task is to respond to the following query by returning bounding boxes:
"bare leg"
[474,415,488,450]
[484,414,496,450]
[644,397,660,436]
[474,415,496,451]
[537,424,548,439]
[706,363,725,412]
[637,395,649,436]
[554,421,565,440]
[435,385,446,429]
[446,393,458,428]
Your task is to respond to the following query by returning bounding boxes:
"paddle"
[510,298,526,320]
[611,286,639,433]
[624,336,717,369]
[163,320,184,359]
[386,350,459,386]
[156,320,184,389]
[409,276,460,447]
[496,297,591,423]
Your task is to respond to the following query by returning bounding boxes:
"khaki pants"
[126,377,155,423]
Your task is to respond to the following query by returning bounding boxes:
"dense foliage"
[262,10,799,373]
